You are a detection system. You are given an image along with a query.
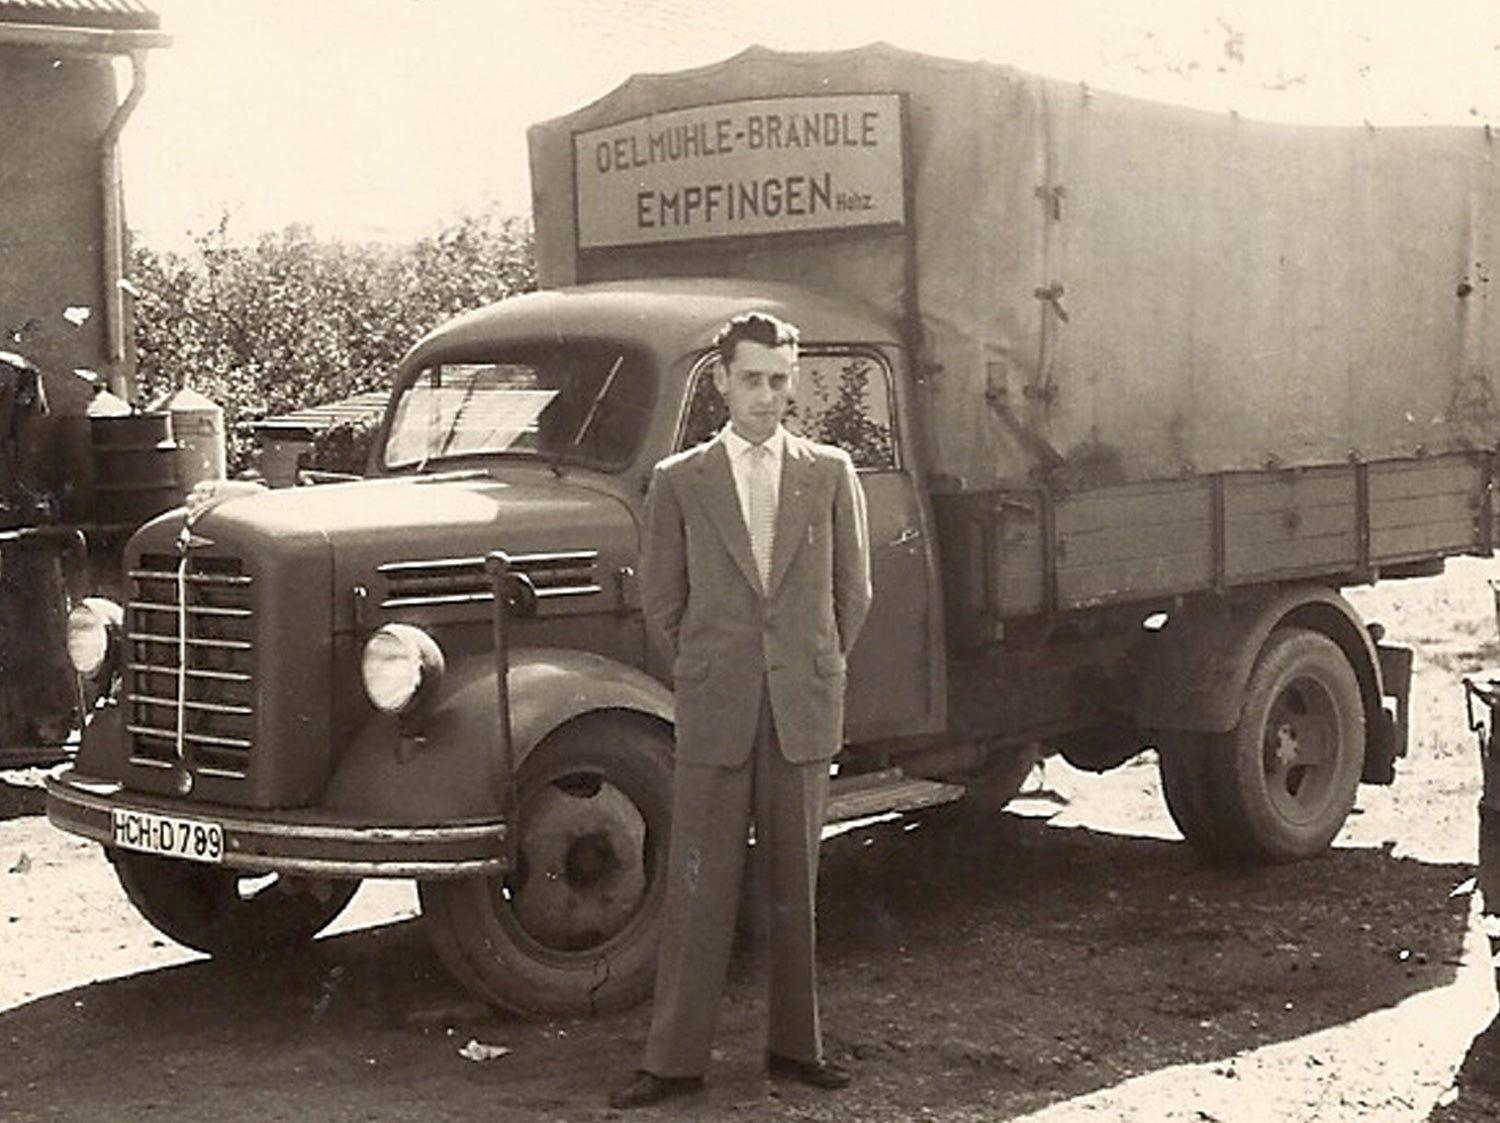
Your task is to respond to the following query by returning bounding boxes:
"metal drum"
[89,411,180,525]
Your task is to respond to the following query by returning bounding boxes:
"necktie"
[746,444,776,588]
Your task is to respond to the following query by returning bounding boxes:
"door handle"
[889,527,921,548]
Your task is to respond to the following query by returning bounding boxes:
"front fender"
[323,647,674,821]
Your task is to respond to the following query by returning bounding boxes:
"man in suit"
[610,311,872,1109]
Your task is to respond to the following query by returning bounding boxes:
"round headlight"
[66,597,123,677]
[360,623,444,714]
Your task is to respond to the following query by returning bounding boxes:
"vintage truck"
[46,44,1500,1015]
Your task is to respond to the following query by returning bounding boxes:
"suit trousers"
[642,682,831,1078]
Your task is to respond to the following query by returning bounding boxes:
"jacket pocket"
[673,654,711,682]
[814,651,845,678]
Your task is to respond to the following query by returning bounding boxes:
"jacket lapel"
[693,440,763,594]
[766,436,815,598]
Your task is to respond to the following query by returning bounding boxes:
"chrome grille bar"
[129,663,251,683]
[379,549,597,572]
[129,567,252,586]
[176,551,193,756]
[127,693,254,716]
[127,725,254,749]
[129,599,253,618]
[127,631,252,651]
[380,585,602,609]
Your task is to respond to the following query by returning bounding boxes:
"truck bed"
[934,452,1485,637]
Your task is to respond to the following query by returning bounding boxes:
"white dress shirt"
[721,424,786,530]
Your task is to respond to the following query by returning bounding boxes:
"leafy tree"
[129,207,536,473]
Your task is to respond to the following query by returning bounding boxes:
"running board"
[825,767,966,825]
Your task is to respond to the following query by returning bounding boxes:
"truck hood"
[184,470,630,536]
[149,472,639,629]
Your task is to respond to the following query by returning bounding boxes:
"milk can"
[166,386,227,489]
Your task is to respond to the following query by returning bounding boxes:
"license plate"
[112,809,224,864]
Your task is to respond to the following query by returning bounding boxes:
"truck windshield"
[382,342,653,471]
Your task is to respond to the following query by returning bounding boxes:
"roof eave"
[0,22,169,54]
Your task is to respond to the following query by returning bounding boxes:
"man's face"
[715,339,797,446]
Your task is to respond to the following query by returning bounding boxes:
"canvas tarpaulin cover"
[529,43,1500,493]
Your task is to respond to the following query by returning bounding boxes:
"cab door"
[802,348,944,742]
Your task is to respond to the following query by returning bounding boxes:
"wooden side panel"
[1223,469,1358,583]
[933,456,1485,635]
[989,494,1046,617]
[931,490,1044,645]
[1054,480,1212,609]
[1369,455,1483,563]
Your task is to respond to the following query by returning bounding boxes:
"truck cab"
[47,277,945,1015]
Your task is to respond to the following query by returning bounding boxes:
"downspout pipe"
[101,49,150,397]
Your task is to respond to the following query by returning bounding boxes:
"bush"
[307,418,379,477]
[130,207,536,474]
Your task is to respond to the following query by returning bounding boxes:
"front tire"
[1189,627,1366,862]
[109,850,358,956]
[419,712,674,1017]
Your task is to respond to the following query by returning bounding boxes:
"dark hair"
[713,311,799,367]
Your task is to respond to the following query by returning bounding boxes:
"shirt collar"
[721,424,787,461]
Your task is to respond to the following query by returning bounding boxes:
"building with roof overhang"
[1,0,169,397]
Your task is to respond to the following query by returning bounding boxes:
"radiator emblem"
[177,526,213,554]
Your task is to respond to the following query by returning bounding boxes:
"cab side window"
[679,348,898,471]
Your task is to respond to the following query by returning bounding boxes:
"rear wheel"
[1173,627,1365,862]
[109,850,358,956]
[419,713,673,1016]
[1155,732,1225,853]
[955,742,1041,813]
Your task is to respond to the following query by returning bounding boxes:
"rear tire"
[1184,627,1365,862]
[955,742,1041,813]
[1155,732,1225,853]
[419,713,673,1016]
[109,850,358,957]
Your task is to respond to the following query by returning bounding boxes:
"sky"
[119,0,1500,248]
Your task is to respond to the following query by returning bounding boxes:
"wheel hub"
[1268,724,1299,774]
[511,775,648,951]
[1263,678,1337,814]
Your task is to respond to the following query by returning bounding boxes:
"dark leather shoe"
[608,1070,704,1109]
[767,1051,851,1090]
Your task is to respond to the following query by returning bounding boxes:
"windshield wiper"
[571,354,625,449]
[435,373,484,460]
[547,354,626,478]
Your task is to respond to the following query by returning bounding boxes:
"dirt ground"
[6,558,1500,1122]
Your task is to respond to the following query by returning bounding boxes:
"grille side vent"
[379,550,601,609]
[126,552,255,777]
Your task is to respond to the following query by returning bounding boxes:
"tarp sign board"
[572,93,905,249]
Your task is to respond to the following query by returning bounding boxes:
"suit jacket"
[641,429,872,766]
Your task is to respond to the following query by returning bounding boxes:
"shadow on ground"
[0,807,1475,1123]
[0,774,46,821]
[1430,930,1500,1123]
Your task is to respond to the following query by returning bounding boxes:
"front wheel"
[1184,627,1366,862]
[419,713,674,1017]
[109,850,358,956]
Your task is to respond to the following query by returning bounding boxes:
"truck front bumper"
[45,767,511,879]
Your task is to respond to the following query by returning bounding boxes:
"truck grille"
[125,552,255,777]
[378,550,601,608]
